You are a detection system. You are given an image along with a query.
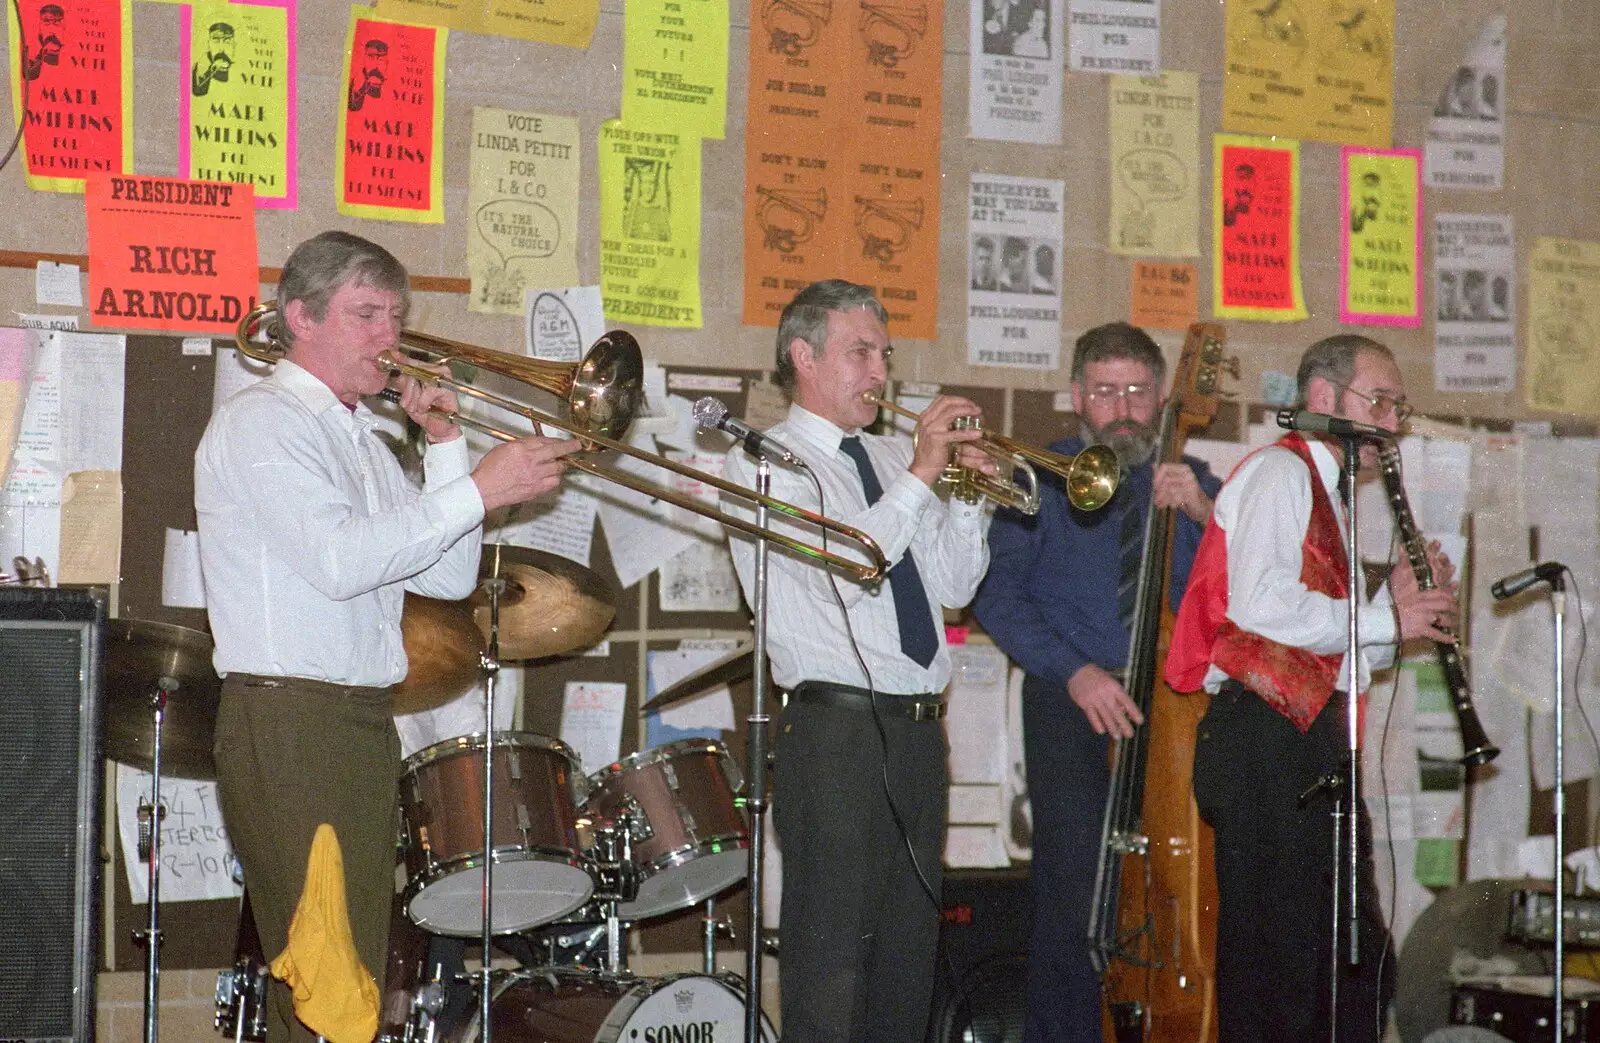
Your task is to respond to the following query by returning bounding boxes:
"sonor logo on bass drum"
[641,1023,717,1043]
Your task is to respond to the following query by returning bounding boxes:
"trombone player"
[195,231,579,1043]
[719,279,994,1042]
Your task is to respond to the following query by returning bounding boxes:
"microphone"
[1276,409,1392,439]
[1491,561,1566,601]
[692,396,805,467]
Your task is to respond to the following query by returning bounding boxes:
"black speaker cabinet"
[0,588,106,1042]
[929,868,1031,1043]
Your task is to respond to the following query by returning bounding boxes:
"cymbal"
[640,643,754,713]
[394,594,485,716]
[470,544,616,661]
[103,619,221,780]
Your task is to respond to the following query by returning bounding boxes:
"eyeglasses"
[1084,383,1157,406]
[1329,379,1413,424]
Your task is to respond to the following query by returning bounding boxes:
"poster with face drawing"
[969,0,1062,143]
[1433,213,1514,394]
[1424,15,1504,190]
[968,174,1063,370]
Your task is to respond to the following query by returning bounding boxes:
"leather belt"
[789,681,947,722]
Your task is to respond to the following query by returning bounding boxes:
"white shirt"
[1203,436,1398,694]
[721,403,991,694]
[195,360,485,686]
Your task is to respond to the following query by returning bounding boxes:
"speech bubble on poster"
[476,199,563,269]
[1117,148,1188,210]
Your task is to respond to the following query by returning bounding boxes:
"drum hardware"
[236,302,889,583]
[863,391,1122,515]
[463,545,616,662]
[1509,890,1600,949]
[585,812,643,973]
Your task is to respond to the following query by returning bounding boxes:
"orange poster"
[86,175,259,333]
[742,0,942,339]
[336,10,446,223]
[1130,261,1198,331]
[7,0,134,193]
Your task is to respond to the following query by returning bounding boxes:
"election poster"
[1212,134,1306,322]
[1108,71,1199,258]
[969,0,1063,144]
[1339,147,1420,327]
[336,10,446,223]
[622,0,729,140]
[374,0,599,49]
[467,108,580,315]
[599,121,703,328]
[7,0,134,192]
[967,174,1064,370]
[1221,0,1394,148]
[86,176,259,334]
[1129,261,1197,330]
[1068,0,1158,74]
[179,0,296,209]
[1433,213,1513,394]
[1424,15,1504,191]
[1526,238,1600,416]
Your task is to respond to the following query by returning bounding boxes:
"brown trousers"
[213,675,401,1043]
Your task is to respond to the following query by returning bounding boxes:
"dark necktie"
[1116,487,1145,635]
[840,436,940,668]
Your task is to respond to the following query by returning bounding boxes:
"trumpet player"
[195,231,578,1043]
[719,279,994,1043]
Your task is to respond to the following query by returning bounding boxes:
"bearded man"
[975,321,1221,1043]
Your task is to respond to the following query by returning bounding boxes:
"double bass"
[1087,323,1234,1043]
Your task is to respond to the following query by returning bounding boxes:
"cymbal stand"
[744,458,773,1043]
[1549,573,1569,1043]
[133,676,178,1043]
[476,548,507,1043]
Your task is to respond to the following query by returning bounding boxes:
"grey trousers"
[213,674,402,1043]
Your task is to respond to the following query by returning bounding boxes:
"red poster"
[86,175,260,333]
[1212,134,1307,321]
[336,12,446,223]
[8,0,133,192]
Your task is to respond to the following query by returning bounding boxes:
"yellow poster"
[467,107,580,315]
[599,120,702,328]
[1222,0,1394,148]
[1339,147,1419,325]
[376,0,597,48]
[1526,238,1600,416]
[182,1,295,208]
[622,0,728,140]
[1108,72,1200,258]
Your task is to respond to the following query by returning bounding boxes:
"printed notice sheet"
[1526,238,1600,417]
[467,108,580,315]
[1108,72,1199,258]
[1068,0,1158,74]
[1424,15,1504,191]
[599,122,702,328]
[1434,213,1514,394]
[967,174,1064,370]
[970,0,1063,143]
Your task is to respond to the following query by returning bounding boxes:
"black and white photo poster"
[968,174,1064,369]
[1434,213,1514,393]
[969,0,1063,143]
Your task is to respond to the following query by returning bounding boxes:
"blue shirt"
[974,435,1221,687]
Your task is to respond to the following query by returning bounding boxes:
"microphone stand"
[744,457,772,1043]
[1331,435,1364,1043]
[1549,572,1568,1043]
[477,545,506,1043]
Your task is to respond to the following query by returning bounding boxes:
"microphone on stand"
[692,396,806,468]
[1491,561,1567,601]
[1275,408,1392,439]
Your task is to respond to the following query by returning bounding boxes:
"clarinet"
[1377,442,1499,766]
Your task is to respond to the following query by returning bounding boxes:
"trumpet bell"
[1065,444,1120,512]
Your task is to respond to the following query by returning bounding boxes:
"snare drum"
[581,739,749,920]
[399,732,593,935]
[460,969,776,1043]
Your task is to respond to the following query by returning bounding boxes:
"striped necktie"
[840,436,940,668]
[1116,489,1145,636]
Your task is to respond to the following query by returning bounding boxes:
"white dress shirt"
[721,403,991,694]
[195,360,485,686]
[1202,436,1398,694]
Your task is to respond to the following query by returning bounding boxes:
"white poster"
[1424,16,1505,191]
[1068,0,1159,74]
[115,765,242,905]
[969,0,1063,144]
[1434,213,1515,394]
[524,285,605,363]
[968,174,1064,370]
[559,680,628,774]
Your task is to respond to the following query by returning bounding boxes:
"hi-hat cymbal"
[103,619,221,780]
[394,594,485,716]
[640,643,755,713]
[471,544,616,661]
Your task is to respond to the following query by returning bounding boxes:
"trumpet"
[864,392,1121,514]
[235,301,889,582]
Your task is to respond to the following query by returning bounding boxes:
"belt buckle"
[911,700,945,723]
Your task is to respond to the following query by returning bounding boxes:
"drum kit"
[104,544,773,1043]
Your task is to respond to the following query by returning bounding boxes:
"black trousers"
[1019,671,1109,1043]
[1193,682,1395,1043]
[774,684,949,1043]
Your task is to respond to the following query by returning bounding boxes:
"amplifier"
[1508,891,1600,949]
[1452,977,1600,1042]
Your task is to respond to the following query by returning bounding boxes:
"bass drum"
[458,969,777,1043]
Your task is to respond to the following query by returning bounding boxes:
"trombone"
[235,301,889,582]
[864,392,1121,514]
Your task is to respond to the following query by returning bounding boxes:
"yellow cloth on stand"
[269,823,379,1043]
